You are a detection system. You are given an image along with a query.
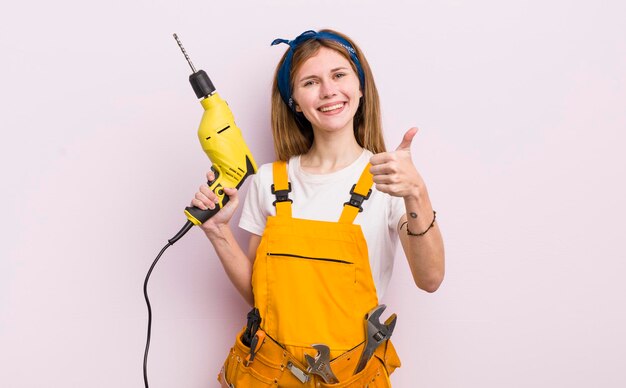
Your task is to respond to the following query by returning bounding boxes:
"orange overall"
[219,161,400,387]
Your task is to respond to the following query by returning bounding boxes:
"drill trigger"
[207,165,220,186]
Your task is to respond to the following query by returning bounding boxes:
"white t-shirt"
[239,149,406,299]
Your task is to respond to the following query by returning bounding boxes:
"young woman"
[191,29,444,387]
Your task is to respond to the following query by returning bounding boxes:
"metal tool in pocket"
[305,343,340,384]
[353,304,397,375]
[245,330,266,366]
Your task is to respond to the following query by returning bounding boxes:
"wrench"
[353,304,397,375]
[305,344,339,384]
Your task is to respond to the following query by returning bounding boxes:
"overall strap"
[271,161,292,218]
[339,163,374,224]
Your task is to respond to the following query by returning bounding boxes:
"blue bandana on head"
[271,30,366,110]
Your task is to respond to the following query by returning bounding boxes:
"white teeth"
[319,103,344,112]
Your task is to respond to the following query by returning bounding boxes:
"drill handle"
[184,196,230,225]
[184,166,230,225]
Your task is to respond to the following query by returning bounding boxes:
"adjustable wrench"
[353,304,397,375]
[305,344,340,384]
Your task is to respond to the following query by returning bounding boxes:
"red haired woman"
[192,29,444,387]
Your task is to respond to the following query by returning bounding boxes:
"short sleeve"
[238,163,272,236]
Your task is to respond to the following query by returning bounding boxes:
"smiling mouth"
[319,103,345,112]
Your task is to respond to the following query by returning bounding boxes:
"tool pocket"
[265,251,357,349]
[378,340,401,376]
[317,339,400,387]
[318,356,391,388]
[220,332,283,387]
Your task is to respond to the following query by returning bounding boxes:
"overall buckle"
[343,184,372,212]
[271,183,293,206]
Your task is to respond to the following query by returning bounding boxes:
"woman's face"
[292,46,362,135]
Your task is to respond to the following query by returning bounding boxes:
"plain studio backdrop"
[1,1,625,387]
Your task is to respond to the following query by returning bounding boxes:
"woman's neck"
[300,129,363,174]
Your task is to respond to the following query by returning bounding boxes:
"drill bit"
[173,33,197,73]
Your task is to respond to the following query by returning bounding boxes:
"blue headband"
[271,30,366,109]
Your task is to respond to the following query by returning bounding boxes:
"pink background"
[2,1,625,387]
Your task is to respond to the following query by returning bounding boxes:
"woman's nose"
[319,80,337,99]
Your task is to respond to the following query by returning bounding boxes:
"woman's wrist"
[400,210,437,237]
[403,185,430,209]
[403,188,435,228]
[402,181,426,202]
[202,222,230,241]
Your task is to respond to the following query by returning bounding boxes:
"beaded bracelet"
[400,210,437,237]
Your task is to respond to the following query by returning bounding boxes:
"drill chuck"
[190,70,216,99]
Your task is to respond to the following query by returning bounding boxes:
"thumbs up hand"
[369,127,425,199]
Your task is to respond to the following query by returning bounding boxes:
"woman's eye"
[303,80,315,87]
[334,72,346,79]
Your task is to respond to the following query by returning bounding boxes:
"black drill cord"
[143,220,194,388]
[143,241,171,388]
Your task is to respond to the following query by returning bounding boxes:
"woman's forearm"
[400,191,445,292]
[204,224,254,306]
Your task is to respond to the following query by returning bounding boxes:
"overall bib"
[219,161,401,387]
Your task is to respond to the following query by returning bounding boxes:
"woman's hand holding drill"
[190,169,240,234]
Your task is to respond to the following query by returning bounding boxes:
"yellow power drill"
[168,33,258,243]
[143,34,258,388]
